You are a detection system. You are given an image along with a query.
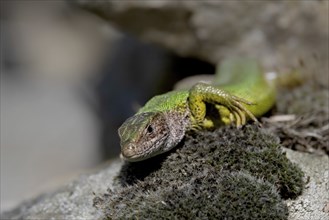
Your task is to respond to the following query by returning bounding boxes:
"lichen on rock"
[94,125,305,219]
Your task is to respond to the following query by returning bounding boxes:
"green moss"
[94,125,304,219]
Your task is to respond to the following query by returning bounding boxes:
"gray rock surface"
[285,150,329,220]
[1,160,123,220]
[77,1,328,69]
[1,149,328,220]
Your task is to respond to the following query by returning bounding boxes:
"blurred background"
[0,1,214,212]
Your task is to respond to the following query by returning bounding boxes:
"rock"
[1,160,123,220]
[76,1,328,69]
[93,126,303,219]
[285,150,329,220]
[2,133,328,219]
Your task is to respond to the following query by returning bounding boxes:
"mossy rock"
[94,125,304,219]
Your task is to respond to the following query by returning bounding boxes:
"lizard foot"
[224,94,258,127]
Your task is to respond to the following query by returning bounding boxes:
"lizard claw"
[227,95,258,126]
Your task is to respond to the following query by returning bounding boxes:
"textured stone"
[2,140,328,219]
[77,1,328,69]
[1,160,122,220]
[285,150,329,220]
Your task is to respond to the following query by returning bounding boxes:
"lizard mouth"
[121,144,137,159]
[121,136,168,162]
[121,144,150,162]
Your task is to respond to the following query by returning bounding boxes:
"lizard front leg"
[188,82,258,128]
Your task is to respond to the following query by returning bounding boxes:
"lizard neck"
[162,107,191,152]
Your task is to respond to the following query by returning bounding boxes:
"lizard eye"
[147,125,153,133]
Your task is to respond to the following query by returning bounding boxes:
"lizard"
[118,58,276,162]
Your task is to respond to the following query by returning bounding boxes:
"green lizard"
[119,58,276,162]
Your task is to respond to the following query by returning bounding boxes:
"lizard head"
[118,112,170,162]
